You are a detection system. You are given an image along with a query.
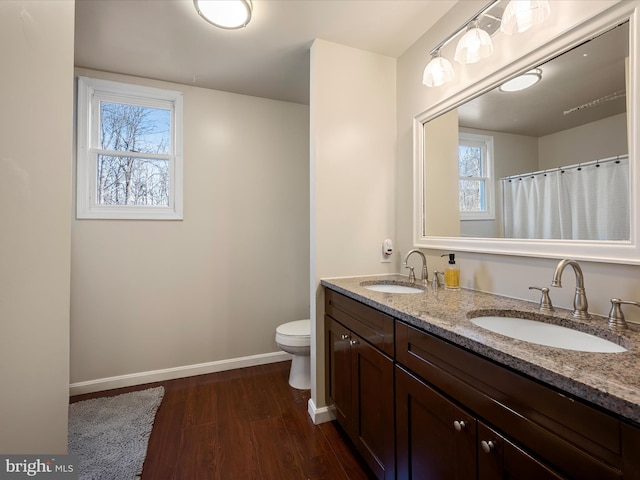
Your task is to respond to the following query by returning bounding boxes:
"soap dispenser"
[441,253,460,290]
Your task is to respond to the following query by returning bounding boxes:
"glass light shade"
[499,68,542,92]
[423,53,455,87]
[454,24,493,65]
[194,0,252,29]
[500,0,551,35]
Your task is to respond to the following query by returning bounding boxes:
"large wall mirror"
[414,3,640,264]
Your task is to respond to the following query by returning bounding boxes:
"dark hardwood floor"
[70,361,375,480]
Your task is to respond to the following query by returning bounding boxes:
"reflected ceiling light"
[454,20,493,65]
[500,0,551,35]
[194,0,252,29]
[499,68,542,92]
[423,50,455,87]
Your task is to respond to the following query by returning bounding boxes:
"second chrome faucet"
[551,259,590,320]
[403,249,428,284]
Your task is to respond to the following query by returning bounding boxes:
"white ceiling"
[458,21,629,137]
[74,0,456,105]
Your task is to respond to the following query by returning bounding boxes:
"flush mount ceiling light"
[194,0,252,29]
[423,50,455,87]
[454,20,494,65]
[499,68,542,92]
[500,0,551,35]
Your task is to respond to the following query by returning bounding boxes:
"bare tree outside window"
[98,102,171,206]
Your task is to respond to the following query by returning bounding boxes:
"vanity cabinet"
[396,320,640,480]
[396,365,477,479]
[396,365,564,479]
[476,422,565,480]
[325,290,395,480]
[323,284,640,480]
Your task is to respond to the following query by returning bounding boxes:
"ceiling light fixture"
[423,50,455,87]
[422,0,551,88]
[454,20,494,65]
[499,68,542,92]
[194,0,253,30]
[500,0,551,35]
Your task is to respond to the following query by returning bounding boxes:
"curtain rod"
[500,154,629,181]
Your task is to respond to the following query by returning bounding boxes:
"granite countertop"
[321,274,640,425]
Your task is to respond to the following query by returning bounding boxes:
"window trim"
[76,76,184,220]
[458,132,495,221]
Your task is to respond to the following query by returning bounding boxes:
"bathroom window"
[76,76,183,219]
[458,132,495,221]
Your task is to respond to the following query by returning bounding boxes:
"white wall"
[310,39,397,417]
[539,113,627,169]
[0,0,74,453]
[71,68,309,391]
[397,1,640,323]
[425,110,460,237]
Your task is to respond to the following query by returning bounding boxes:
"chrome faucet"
[403,249,428,284]
[550,259,590,319]
[607,299,640,329]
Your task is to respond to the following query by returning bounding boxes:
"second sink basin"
[470,316,627,353]
[364,284,424,294]
[360,280,425,294]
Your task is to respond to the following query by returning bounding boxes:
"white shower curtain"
[503,156,629,240]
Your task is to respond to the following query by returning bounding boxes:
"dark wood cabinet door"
[478,422,566,480]
[352,335,395,480]
[396,366,477,480]
[325,315,353,434]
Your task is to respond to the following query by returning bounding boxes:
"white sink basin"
[363,284,424,294]
[470,316,626,353]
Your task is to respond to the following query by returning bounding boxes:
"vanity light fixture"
[421,0,500,88]
[422,0,551,88]
[499,68,542,92]
[194,0,253,30]
[500,0,551,35]
[423,50,455,87]
[454,20,494,65]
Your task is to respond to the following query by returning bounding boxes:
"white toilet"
[275,319,311,390]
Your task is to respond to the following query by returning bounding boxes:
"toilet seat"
[276,319,310,347]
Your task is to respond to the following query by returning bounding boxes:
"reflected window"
[458,132,495,220]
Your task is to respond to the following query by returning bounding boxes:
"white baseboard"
[307,397,336,425]
[69,351,292,396]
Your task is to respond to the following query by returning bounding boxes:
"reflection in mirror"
[423,21,629,241]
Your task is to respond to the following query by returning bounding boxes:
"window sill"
[76,205,183,220]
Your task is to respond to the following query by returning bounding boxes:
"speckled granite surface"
[321,274,640,425]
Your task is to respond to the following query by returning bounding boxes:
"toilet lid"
[276,319,310,337]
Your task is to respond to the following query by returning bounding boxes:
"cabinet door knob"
[453,420,466,432]
[481,440,495,454]
[340,334,350,340]
[349,339,359,346]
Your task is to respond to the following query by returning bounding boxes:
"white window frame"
[76,76,183,220]
[458,132,495,221]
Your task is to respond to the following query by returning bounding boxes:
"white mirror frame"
[413,3,640,265]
